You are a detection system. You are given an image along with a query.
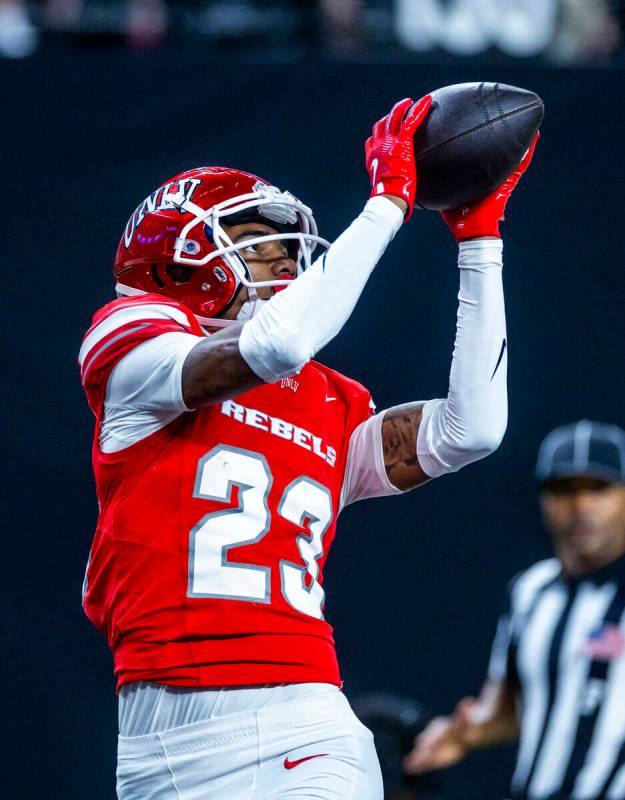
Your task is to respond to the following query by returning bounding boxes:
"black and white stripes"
[489,556,625,800]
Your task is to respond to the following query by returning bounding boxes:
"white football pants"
[116,689,383,799]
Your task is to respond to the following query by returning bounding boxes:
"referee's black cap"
[536,420,625,487]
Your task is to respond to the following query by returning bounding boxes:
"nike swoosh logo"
[491,338,507,381]
[371,158,378,186]
[284,753,329,770]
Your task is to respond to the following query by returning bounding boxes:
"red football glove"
[442,131,540,241]
[365,95,432,222]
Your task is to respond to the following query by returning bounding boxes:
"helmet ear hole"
[166,264,194,284]
[151,264,165,288]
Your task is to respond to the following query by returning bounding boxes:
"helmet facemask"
[171,183,330,323]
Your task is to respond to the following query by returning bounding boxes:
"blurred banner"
[1,0,624,63]
[394,0,622,60]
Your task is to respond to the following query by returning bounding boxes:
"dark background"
[4,52,624,799]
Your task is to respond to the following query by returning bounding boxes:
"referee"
[404,420,625,800]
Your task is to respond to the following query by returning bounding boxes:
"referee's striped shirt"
[488,553,625,800]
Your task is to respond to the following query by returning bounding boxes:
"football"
[413,82,544,211]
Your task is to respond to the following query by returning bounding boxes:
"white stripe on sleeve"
[79,303,192,367]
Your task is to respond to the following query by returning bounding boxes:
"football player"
[79,97,538,799]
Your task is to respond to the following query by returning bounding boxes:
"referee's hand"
[403,697,477,774]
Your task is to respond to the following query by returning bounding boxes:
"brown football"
[413,81,544,211]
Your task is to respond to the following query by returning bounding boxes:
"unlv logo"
[124,178,201,248]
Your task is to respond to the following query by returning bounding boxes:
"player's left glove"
[365,95,432,222]
[442,131,540,241]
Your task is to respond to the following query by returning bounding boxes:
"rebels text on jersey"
[79,295,374,690]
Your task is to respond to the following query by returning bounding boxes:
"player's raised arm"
[377,135,539,491]
[182,97,433,408]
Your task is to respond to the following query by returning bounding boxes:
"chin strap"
[235,298,267,322]
[196,294,267,329]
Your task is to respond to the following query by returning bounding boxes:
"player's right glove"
[365,95,432,222]
[442,131,540,241]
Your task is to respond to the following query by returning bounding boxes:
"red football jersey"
[80,295,374,690]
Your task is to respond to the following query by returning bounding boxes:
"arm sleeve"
[100,332,201,453]
[239,197,404,383]
[341,238,507,494]
[415,238,508,478]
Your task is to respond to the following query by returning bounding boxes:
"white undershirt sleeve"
[100,331,202,453]
[339,411,403,510]
[239,197,403,383]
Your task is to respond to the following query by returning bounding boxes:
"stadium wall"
[4,53,624,800]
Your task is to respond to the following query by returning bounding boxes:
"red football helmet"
[113,167,329,325]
